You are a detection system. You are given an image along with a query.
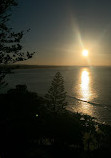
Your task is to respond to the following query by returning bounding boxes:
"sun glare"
[82,49,88,56]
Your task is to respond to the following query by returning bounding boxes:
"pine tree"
[0,0,35,89]
[0,0,35,64]
[45,72,67,112]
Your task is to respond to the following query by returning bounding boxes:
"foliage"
[0,0,35,64]
[45,72,67,112]
[0,0,35,89]
[0,69,8,89]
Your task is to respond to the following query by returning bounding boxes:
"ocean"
[3,66,111,124]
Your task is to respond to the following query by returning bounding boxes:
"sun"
[82,49,88,56]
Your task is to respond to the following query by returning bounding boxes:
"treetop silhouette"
[45,72,67,112]
[0,0,35,89]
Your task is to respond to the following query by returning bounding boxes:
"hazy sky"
[10,0,111,66]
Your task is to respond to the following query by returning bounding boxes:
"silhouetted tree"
[0,0,35,89]
[45,72,67,112]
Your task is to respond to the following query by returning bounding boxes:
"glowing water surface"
[70,68,96,116]
[3,66,111,124]
[81,69,90,100]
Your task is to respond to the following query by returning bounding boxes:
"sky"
[10,0,111,66]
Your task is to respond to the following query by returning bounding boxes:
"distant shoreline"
[0,64,111,70]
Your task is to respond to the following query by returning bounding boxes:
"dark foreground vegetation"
[0,84,111,158]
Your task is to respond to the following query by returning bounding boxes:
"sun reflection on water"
[79,68,93,115]
[81,70,90,100]
[71,68,94,116]
[70,68,97,117]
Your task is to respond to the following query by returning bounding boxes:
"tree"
[0,0,35,89]
[45,72,67,112]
